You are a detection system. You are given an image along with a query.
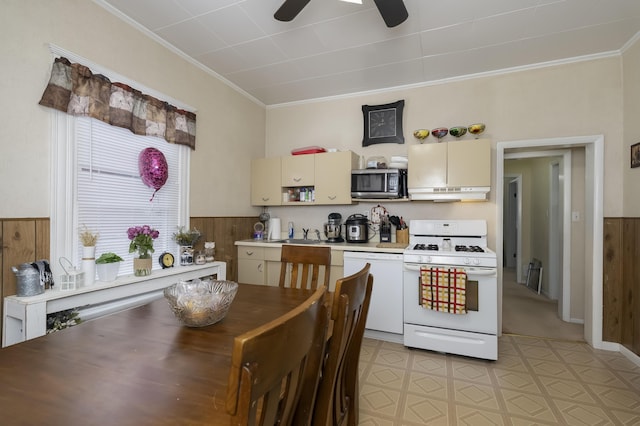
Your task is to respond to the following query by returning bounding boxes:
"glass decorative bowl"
[431,127,448,140]
[449,126,467,138]
[468,123,486,135]
[164,279,238,327]
[413,129,429,140]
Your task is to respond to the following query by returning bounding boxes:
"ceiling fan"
[274,0,408,28]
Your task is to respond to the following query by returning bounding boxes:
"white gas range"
[403,219,498,360]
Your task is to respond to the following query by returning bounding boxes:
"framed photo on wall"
[632,142,640,168]
[362,100,404,146]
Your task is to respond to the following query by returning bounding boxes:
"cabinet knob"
[293,177,302,182]
[328,195,336,200]
[246,250,254,256]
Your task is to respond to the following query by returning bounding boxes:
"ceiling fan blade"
[373,0,408,28]
[274,0,312,22]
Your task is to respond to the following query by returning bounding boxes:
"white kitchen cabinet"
[447,139,491,187]
[281,154,315,187]
[251,157,282,206]
[408,141,448,188]
[237,246,286,286]
[264,247,282,287]
[237,246,266,285]
[408,138,491,200]
[252,151,357,206]
[314,151,359,204]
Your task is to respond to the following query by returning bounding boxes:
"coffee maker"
[324,212,344,243]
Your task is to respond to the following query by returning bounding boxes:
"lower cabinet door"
[238,259,265,285]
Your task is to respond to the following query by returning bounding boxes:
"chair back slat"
[313,264,373,426]
[226,286,329,426]
[279,245,331,290]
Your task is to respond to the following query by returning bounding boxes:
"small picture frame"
[632,142,640,168]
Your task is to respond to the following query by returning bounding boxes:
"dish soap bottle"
[288,222,294,239]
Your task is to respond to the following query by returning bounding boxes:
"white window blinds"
[74,116,187,275]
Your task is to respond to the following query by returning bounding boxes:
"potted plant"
[127,225,159,276]
[95,252,124,282]
[79,225,99,247]
[79,225,99,285]
[172,226,201,266]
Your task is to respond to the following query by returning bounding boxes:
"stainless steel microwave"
[351,168,407,199]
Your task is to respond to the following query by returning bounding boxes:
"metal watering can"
[12,263,44,297]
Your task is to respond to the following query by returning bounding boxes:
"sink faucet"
[314,229,321,241]
[303,228,309,239]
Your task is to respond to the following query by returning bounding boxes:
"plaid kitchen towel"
[420,267,467,314]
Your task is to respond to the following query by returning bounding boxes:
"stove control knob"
[420,255,432,263]
[472,258,480,265]
[463,257,471,265]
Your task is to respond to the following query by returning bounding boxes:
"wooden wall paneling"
[35,219,50,261]
[603,218,623,343]
[621,219,636,350]
[632,219,640,355]
[0,221,3,345]
[2,220,37,299]
[1,219,37,344]
[190,217,258,282]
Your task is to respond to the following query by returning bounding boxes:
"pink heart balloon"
[139,147,168,200]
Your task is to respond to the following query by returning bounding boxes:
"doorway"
[501,152,576,340]
[496,135,604,349]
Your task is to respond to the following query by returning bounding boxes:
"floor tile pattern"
[358,335,640,425]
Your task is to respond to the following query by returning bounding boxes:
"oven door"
[403,263,497,335]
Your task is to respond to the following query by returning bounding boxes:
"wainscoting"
[2,217,636,357]
[603,218,640,356]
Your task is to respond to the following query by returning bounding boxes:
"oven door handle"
[404,264,496,277]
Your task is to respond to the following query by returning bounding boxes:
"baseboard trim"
[619,344,640,367]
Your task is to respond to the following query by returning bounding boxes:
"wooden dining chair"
[279,244,332,290]
[313,263,373,426]
[226,286,330,426]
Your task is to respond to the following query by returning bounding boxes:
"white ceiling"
[97,0,640,106]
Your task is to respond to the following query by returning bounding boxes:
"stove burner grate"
[455,245,485,253]
[413,243,439,251]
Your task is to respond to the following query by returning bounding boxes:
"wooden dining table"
[0,284,314,425]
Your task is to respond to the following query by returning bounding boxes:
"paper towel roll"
[268,218,281,240]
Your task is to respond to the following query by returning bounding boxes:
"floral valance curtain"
[39,57,196,149]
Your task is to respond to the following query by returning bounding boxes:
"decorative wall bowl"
[468,123,486,135]
[164,279,238,327]
[413,129,429,140]
[431,127,448,140]
[449,126,467,138]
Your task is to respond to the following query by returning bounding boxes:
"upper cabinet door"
[281,154,315,186]
[251,157,282,206]
[408,143,448,190]
[315,151,358,204]
[447,139,491,187]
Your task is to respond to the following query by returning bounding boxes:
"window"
[51,113,190,279]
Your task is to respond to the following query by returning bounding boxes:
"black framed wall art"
[632,142,640,168]
[362,100,404,146]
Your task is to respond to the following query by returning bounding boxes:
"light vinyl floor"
[357,336,640,425]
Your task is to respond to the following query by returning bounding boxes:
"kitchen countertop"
[235,239,407,254]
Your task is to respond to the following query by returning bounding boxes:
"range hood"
[409,186,490,202]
